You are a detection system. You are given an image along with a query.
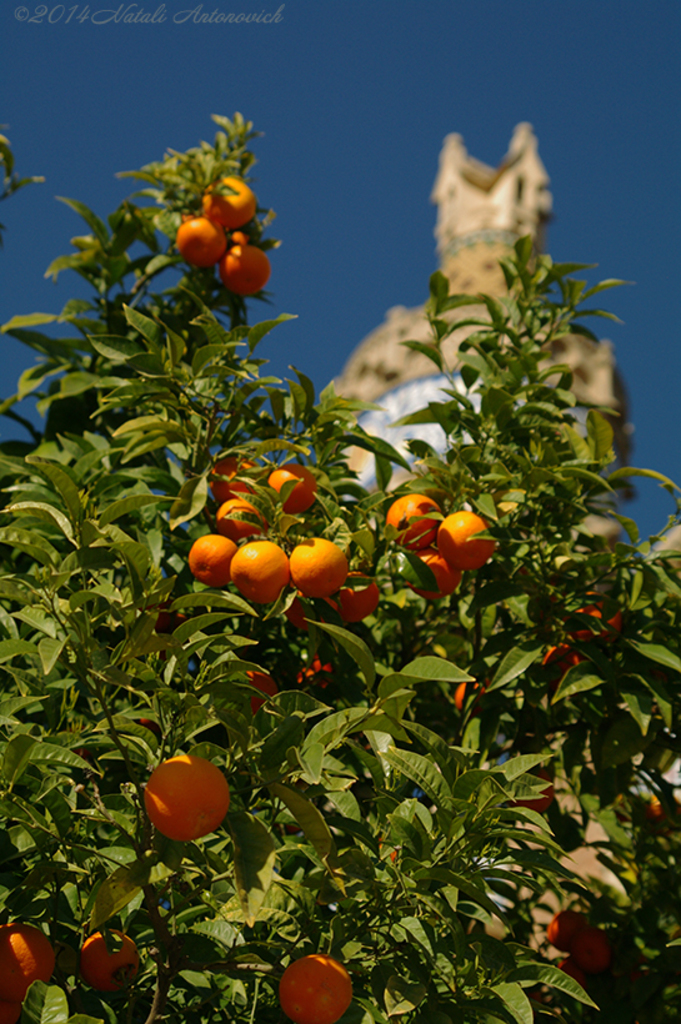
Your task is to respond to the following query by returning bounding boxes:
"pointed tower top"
[431,122,552,266]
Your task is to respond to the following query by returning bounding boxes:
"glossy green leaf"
[228,811,276,927]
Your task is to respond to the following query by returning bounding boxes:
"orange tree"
[0,115,679,1024]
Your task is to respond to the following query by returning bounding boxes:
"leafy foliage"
[0,117,679,1024]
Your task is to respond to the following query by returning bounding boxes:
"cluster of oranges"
[385,494,495,598]
[187,457,381,626]
[0,920,139,1017]
[175,176,271,295]
[546,909,612,989]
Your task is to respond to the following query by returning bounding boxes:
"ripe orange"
[454,680,485,713]
[144,754,230,842]
[558,956,587,989]
[510,767,554,813]
[188,534,237,588]
[547,909,588,952]
[279,953,353,1024]
[408,548,462,599]
[231,230,250,246]
[0,1003,21,1024]
[202,176,257,229]
[297,654,334,689]
[216,496,266,543]
[337,573,380,622]
[437,510,495,571]
[218,244,271,295]
[176,216,227,267]
[568,595,623,642]
[290,538,348,599]
[210,456,255,504]
[386,493,441,550]
[0,923,55,1002]
[80,930,139,992]
[229,540,291,604]
[543,644,585,688]
[268,464,318,514]
[570,926,612,974]
[247,670,278,714]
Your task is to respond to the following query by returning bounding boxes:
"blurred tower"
[335,124,630,499]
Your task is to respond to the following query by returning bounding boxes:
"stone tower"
[335,124,630,492]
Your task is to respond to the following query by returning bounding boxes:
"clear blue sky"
[1,0,679,540]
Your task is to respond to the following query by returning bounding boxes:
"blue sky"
[1,0,679,540]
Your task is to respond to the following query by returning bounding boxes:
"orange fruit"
[0,923,55,1002]
[79,930,139,992]
[230,540,291,604]
[408,548,462,599]
[188,534,237,587]
[0,1003,21,1024]
[268,464,318,514]
[510,767,554,813]
[558,956,587,989]
[210,456,255,504]
[454,680,485,713]
[202,176,257,229]
[297,654,334,688]
[547,909,589,952]
[385,493,441,550]
[176,216,227,267]
[337,574,380,622]
[568,595,623,642]
[543,644,585,685]
[144,754,230,842]
[279,953,353,1024]
[437,510,495,571]
[290,538,348,599]
[231,230,249,246]
[247,670,278,713]
[216,496,266,543]
[570,926,612,974]
[218,244,271,295]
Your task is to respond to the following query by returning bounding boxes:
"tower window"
[516,176,524,202]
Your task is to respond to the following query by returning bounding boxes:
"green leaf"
[400,340,443,371]
[488,644,543,691]
[3,732,37,786]
[90,861,151,931]
[57,196,109,245]
[248,313,297,353]
[506,964,598,1007]
[383,748,453,808]
[586,410,614,460]
[312,622,375,688]
[628,641,681,674]
[400,656,472,683]
[25,457,82,526]
[88,334,144,362]
[23,980,72,1022]
[607,465,680,493]
[38,637,66,675]
[6,501,75,542]
[0,639,41,664]
[123,304,163,348]
[491,982,533,1024]
[100,493,172,527]
[269,783,336,862]
[169,476,208,530]
[342,432,411,472]
[384,975,427,1017]
[601,716,652,767]
[227,811,276,927]
[552,664,604,703]
[582,278,631,299]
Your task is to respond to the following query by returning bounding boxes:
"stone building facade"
[335,124,630,497]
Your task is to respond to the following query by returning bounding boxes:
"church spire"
[431,123,552,294]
